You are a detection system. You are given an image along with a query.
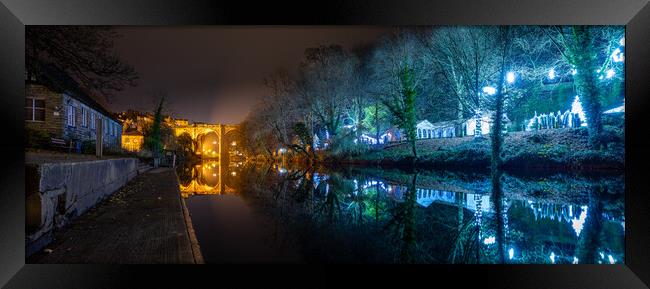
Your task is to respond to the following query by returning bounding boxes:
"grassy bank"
[331,125,624,172]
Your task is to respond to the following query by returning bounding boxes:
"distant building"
[377,112,510,143]
[117,110,187,153]
[121,130,144,152]
[416,119,459,139]
[462,111,509,137]
[25,63,122,150]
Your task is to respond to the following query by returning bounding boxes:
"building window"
[25,97,45,121]
[81,107,88,127]
[90,112,96,129]
[66,105,75,127]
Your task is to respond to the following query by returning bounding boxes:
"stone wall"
[25,158,138,256]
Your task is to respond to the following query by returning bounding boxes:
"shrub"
[504,151,563,169]
[25,127,50,149]
[601,125,624,145]
[528,133,549,144]
[81,140,96,154]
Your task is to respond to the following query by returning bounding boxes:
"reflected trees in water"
[182,162,623,264]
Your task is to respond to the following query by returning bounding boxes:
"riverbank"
[27,168,203,264]
[332,126,624,172]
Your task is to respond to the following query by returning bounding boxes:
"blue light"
[548,68,555,79]
[611,48,624,62]
[606,69,615,79]
[509,248,514,260]
[620,37,625,46]
[506,72,515,83]
[482,86,496,95]
[571,96,588,127]
[608,255,616,264]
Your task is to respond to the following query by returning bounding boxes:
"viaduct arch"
[173,123,240,159]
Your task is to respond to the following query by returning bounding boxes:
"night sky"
[110,27,393,124]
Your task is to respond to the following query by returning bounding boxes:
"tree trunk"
[492,169,506,264]
[491,26,510,171]
[575,186,604,263]
[399,173,417,263]
[571,26,603,149]
[401,66,418,159]
[375,101,381,144]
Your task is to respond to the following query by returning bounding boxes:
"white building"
[464,114,493,136]
[416,120,457,139]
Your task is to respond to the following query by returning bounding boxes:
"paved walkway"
[25,150,127,164]
[27,168,202,264]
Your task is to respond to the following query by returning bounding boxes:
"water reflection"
[179,162,624,264]
[177,160,244,198]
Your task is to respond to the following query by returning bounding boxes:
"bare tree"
[426,26,501,137]
[297,45,359,146]
[26,26,138,101]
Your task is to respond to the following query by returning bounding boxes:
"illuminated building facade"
[117,109,241,157]
[121,131,144,152]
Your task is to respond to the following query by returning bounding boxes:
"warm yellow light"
[231,141,236,146]
[231,171,236,176]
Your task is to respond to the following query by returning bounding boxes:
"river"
[177,160,624,264]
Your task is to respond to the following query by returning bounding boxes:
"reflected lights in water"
[187,164,624,264]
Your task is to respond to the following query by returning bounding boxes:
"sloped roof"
[123,130,144,136]
[416,120,435,129]
[28,62,120,123]
[603,103,624,114]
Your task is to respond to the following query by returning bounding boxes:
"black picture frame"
[0,0,648,288]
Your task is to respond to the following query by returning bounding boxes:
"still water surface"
[178,160,624,264]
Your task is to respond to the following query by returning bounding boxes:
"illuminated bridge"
[173,122,241,159]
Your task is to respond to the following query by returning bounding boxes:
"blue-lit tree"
[369,31,430,158]
[424,26,503,137]
[544,26,624,148]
